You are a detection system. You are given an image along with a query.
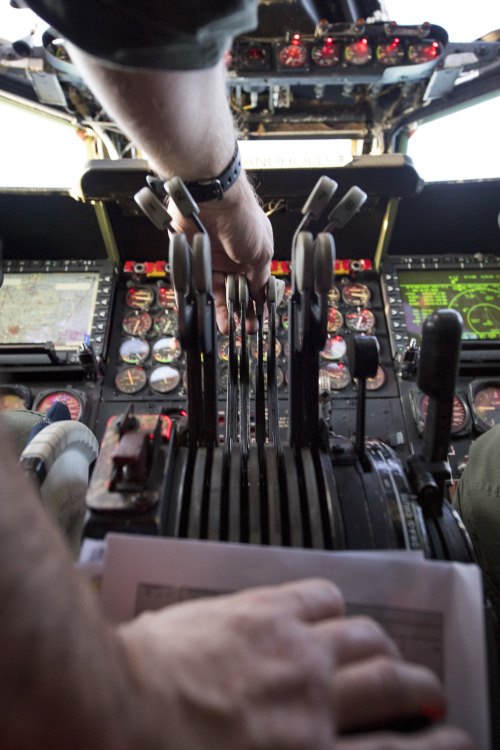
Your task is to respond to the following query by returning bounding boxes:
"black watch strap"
[184,141,242,202]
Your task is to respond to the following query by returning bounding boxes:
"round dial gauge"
[115,366,147,395]
[408,42,441,64]
[325,362,351,390]
[250,337,282,360]
[218,336,242,361]
[152,336,182,364]
[218,365,228,392]
[0,385,32,411]
[149,365,181,394]
[122,310,152,337]
[279,42,308,67]
[125,286,155,310]
[376,39,405,65]
[327,307,344,332]
[345,308,376,332]
[34,390,83,420]
[311,40,340,66]
[320,334,347,361]
[251,365,285,389]
[119,337,150,365]
[157,286,177,309]
[420,393,468,434]
[342,282,371,306]
[366,365,386,391]
[328,286,340,306]
[154,311,178,336]
[281,311,289,331]
[472,386,500,431]
[344,38,372,66]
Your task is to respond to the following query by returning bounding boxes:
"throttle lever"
[347,335,380,467]
[411,309,463,516]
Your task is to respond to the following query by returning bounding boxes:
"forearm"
[0,430,133,749]
[69,48,237,181]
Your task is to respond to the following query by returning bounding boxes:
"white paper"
[100,535,490,749]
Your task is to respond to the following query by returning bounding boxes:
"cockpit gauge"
[250,337,282,360]
[122,310,152,337]
[115,366,147,395]
[157,286,177,310]
[218,336,242,361]
[342,282,371,306]
[469,380,500,432]
[327,286,340,306]
[149,365,181,394]
[278,41,308,68]
[345,308,376,332]
[119,337,150,365]
[33,389,85,421]
[311,39,341,66]
[320,334,347,361]
[154,311,178,337]
[365,365,386,391]
[344,38,372,66]
[408,41,441,64]
[327,307,344,332]
[281,311,289,331]
[410,391,470,437]
[251,365,284,389]
[125,286,155,310]
[0,384,32,411]
[152,336,182,364]
[325,362,352,390]
[376,39,405,65]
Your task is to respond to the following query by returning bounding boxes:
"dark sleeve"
[26,0,258,70]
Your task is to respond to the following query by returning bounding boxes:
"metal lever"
[239,275,251,454]
[347,334,380,467]
[290,231,334,447]
[409,309,463,517]
[225,275,238,448]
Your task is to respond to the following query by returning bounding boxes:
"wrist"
[184,141,241,203]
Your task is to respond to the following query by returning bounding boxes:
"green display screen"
[397,267,500,342]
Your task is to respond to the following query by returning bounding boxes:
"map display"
[397,268,500,342]
[0,272,100,350]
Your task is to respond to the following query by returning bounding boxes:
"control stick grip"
[418,309,463,463]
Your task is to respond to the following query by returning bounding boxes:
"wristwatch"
[184,141,242,202]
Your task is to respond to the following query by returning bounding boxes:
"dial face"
[311,41,341,66]
[115,366,147,395]
[35,391,82,420]
[327,307,344,332]
[320,334,347,361]
[0,393,27,411]
[342,282,371,306]
[328,286,340,306]
[408,42,441,64]
[345,308,376,332]
[149,365,181,394]
[278,42,308,67]
[218,336,242,361]
[251,365,284,389]
[122,310,152,337]
[125,286,155,310]
[152,336,182,364]
[157,286,177,309]
[344,39,372,66]
[154,311,178,336]
[366,365,386,391]
[119,337,150,365]
[472,386,500,430]
[447,287,500,339]
[250,337,282,360]
[420,393,468,434]
[376,39,405,65]
[325,362,352,390]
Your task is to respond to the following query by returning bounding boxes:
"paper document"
[100,534,490,749]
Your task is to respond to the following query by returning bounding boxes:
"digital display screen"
[397,268,500,342]
[0,272,100,350]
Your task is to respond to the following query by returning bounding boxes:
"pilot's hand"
[116,578,474,750]
[169,175,273,334]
